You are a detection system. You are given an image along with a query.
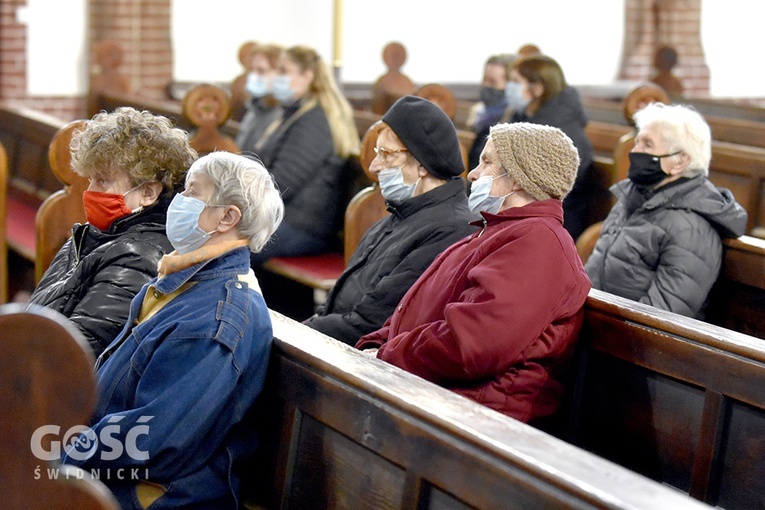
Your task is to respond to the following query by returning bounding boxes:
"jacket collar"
[386,178,467,219]
[152,246,251,294]
[470,198,565,227]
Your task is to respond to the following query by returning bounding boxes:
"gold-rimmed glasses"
[373,146,408,163]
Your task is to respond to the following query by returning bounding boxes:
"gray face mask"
[378,166,419,202]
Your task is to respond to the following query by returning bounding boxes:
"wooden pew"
[0,106,66,264]
[561,289,765,509]
[581,94,765,149]
[0,303,118,509]
[245,308,711,510]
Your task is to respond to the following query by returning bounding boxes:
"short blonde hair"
[71,107,197,196]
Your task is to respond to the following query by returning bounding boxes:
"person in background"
[63,151,284,509]
[585,103,747,319]
[467,53,519,171]
[304,96,474,345]
[508,54,594,241]
[357,123,591,424]
[249,45,360,267]
[236,42,284,154]
[29,106,196,356]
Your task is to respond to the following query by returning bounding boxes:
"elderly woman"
[585,103,747,318]
[357,123,592,423]
[63,152,284,509]
[29,106,197,356]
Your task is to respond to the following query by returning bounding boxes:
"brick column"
[0,0,26,103]
[90,0,173,100]
[620,0,709,97]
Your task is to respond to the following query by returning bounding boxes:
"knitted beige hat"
[489,123,580,201]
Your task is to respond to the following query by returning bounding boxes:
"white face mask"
[378,166,420,202]
[271,74,295,104]
[468,173,514,215]
[505,81,529,112]
[245,72,269,98]
[166,194,222,255]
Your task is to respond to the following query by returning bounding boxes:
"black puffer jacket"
[511,86,594,240]
[256,97,347,242]
[585,177,748,318]
[304,179,475,345]
[29,198,174,356]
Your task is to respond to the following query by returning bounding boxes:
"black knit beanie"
[382,96,465,180]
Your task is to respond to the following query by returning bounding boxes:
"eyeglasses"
[374,146,408,161]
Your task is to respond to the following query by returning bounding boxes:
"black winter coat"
[29,198,174,356]
[304,179,475,345]
[256,97,347,242]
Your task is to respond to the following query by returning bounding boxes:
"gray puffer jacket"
[585,176,747,318]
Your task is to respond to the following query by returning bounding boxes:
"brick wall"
[620,0,710,97]
[90,0,173,100]
[0,1,86,120]
[0,0,171,121]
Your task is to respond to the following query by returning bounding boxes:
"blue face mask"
[271,74,294,103]
[166,194,221,255]
[505,81,529,112]
[468,173,514,215]
[245,73,269,98]
[378,166,419,202]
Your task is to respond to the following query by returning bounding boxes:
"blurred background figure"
[236,43,284,155]
[508,54,594,240]
[467,53,518,171]
[249,45,360,267]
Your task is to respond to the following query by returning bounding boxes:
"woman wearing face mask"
[29,107,197,357]
[249,45,360,267]
[466,53,518,171]
[304,96,473,346]
[508,55,594,241]
[235,43,283,154]
[357,123,591,423]
[585,103,747,319]
[64,151,285,509]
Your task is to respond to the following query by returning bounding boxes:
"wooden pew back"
[246,311,711,510]
[0,141,7,304]
[563,289,765,509]
[0,303,118,509]
[0,106,66,269]
[35,120,89,281]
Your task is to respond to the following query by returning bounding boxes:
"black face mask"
[480,86,506,108]
[627,151,680,189]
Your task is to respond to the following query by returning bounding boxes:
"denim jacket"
[63,247,272,509]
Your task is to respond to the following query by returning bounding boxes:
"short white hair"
[186,152,284,252]
[632,102,711,177]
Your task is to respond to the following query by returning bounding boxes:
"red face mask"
[83,189,137,231]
